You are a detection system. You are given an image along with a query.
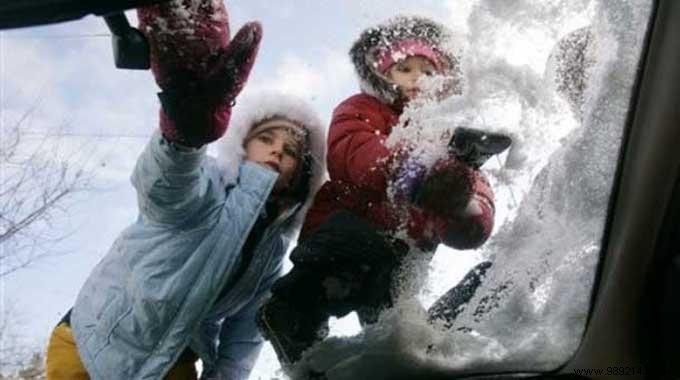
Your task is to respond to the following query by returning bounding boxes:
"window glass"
[280,0,653,378]
[0,0,653,378]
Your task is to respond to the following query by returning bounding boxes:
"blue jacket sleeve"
[208,264,283,379]
[131,131,211,225]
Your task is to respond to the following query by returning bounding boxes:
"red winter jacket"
[301,93,495,251]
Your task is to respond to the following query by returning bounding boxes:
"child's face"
[245,126,302,193]
[386,55,437,100]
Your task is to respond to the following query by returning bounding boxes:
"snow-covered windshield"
[284,0,653,379]
[0,0,652,379]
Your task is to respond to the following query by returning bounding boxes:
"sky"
[0,0,600,378]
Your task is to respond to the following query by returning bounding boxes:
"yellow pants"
[46,323,197,380]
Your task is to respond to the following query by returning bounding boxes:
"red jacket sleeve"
[435,170,495,250]
[327,95,397,193]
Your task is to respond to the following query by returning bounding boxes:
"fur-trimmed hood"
[216,92,326,227]
[349,15,461,105]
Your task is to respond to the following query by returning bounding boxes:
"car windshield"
[0,0,653,378]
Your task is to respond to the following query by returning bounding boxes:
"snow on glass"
[288,0,653,378]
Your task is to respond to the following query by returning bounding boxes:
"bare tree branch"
[0,105,91,278]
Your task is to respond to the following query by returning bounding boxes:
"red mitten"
[138,1,262,146]
[415,157,475,217]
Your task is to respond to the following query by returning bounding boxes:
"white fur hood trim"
[216,91,327,222]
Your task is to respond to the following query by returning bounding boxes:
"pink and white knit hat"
[375,38,443,74]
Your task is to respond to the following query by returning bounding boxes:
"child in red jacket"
[258,15,496,366]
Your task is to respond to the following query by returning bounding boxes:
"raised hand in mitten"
[138,1,262,147]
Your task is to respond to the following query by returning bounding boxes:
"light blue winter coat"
[71,131,303,379]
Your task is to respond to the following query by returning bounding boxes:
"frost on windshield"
[292,0,652,378]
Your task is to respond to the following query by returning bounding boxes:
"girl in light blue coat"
[46,2,325,379]
[45,91,326,380]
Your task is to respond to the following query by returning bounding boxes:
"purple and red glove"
[137,1,262,147]
[433,172,495,249]
[416,158,475,216]
[392,154,494,249]
[393,155,474,217]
